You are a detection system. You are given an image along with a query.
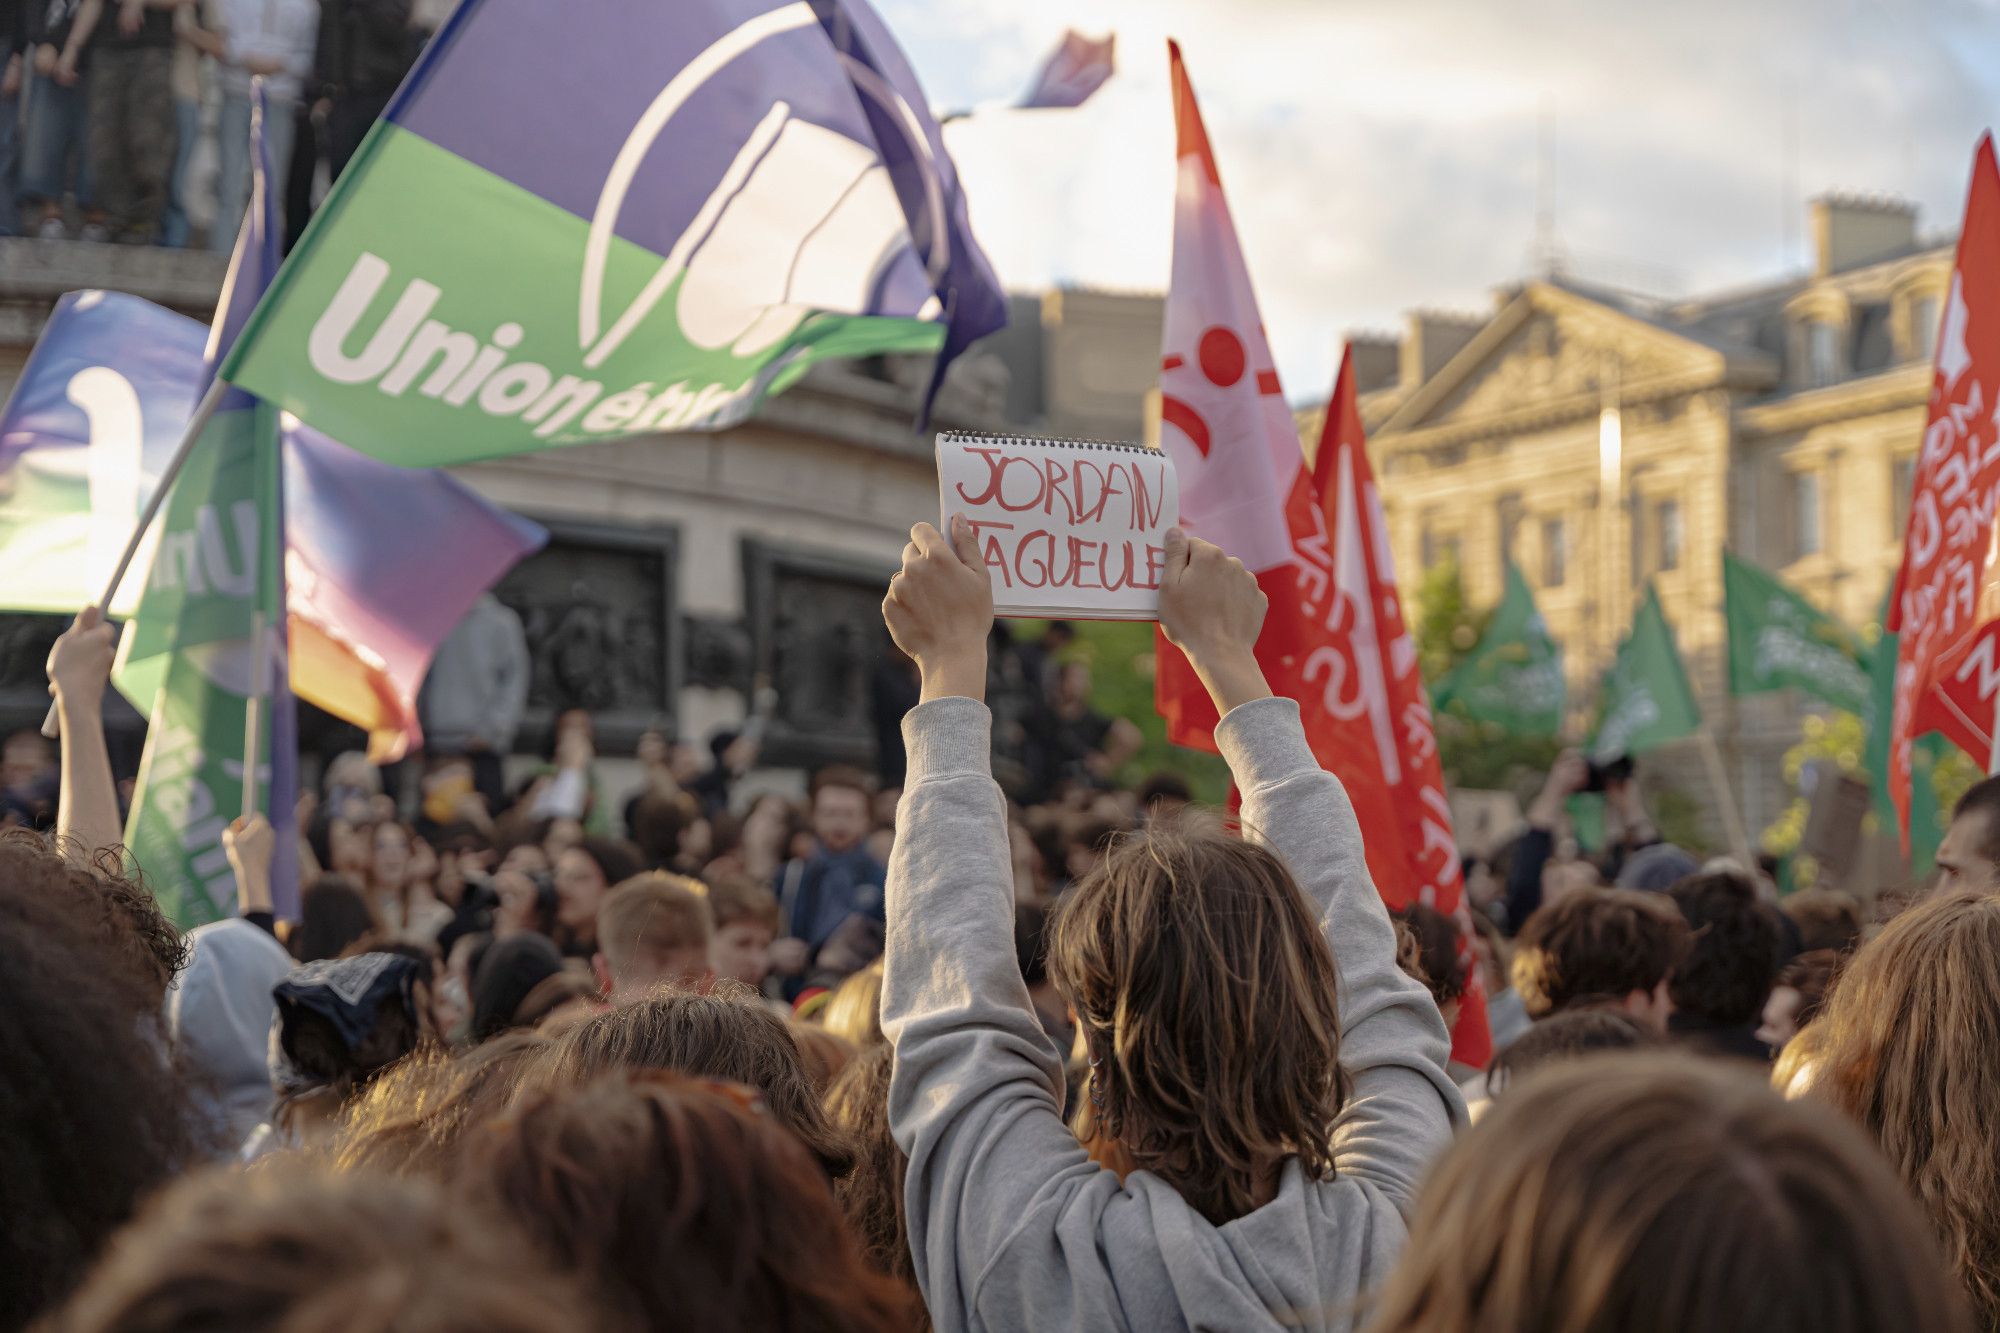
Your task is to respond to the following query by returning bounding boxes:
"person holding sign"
[878,517,1460,1333]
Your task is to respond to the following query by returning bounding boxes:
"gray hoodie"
[167,918,296,1155]
[883,695,1462,1333]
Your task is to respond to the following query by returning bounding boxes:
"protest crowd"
[0,520,1993,1333]
[6,0,2000,1328]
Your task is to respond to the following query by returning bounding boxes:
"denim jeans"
[17,70,93,211]
[161,95,201,248]
[211,90,298,254]
[0,84,20,235]
[88,45,174,241]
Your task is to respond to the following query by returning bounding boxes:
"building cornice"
[1734,364,1929,437]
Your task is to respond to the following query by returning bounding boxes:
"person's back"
[1365,1052,1970,1333]
[879,522,1459,1332]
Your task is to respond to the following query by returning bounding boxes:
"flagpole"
[1696,726,1756,867]
[41,378,231,739]
[241,610,268,821]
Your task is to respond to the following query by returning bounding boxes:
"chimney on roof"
[1400,310,1483,390]
[1810,193,1917,276]
[1345,334,1400,395]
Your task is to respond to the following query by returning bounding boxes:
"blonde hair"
[597,873,712,989]
[1366,1052,1970,1333]
[1810,891,2000,1328]
[821,961,884,1050]
[1046,824,1346,1225]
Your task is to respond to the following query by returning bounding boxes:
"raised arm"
[880,518,1107,1326]
[1158,533,1461,1210]
[48,609,123,860]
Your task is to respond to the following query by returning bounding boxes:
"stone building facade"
[1317,196,1950,849]
[0,238,1163,777]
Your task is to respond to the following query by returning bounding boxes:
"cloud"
[883,0,2000,398]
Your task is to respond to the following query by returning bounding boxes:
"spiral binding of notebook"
[938,429,1159,456]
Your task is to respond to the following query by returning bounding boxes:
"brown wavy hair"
[1510,887,1689,1018]
[1365,1052,1971,1333]
[46,1160,597,1333]
[461,1072,912,1333]
[522,983,854,1177]
[823,1043,919,1307]
[1810,891,2000,1329]
[1046,823,1347,1225]
[329,1031,553,1179]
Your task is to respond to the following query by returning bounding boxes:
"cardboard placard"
[936,431,1179,620]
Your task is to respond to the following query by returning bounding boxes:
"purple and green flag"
[219,0,1007,464]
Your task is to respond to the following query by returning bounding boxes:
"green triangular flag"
[112,404,282,928]
[1432,561,1566,736]
[1591,583,1702,763]
[1723,552,1871,718]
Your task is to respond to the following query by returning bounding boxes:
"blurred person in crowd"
[57,0,184,244]
[311,0,413,180]
[169,913,293,1152]
[1474,1008,1654,1109]
[1391,903,1468,1035]
[1467,911,1529,1052]
[1032,659,1142,797]
[529,708,611,835]
[469,931,590,1042]
[879,521,1459,1331]
[365,819,451,942]
[1135,771,1192,824]
[491,866,558,939]
[244,950,429,1157]
[821,958,884,1050]
[702,873,778,992]
[0,727,55,827]
[1781,887,1864,955]
[1510,887,1689,1033]
[461,1073,909,1333]
[771,765,885,997]
[551,835,642,957]
[19,0,105,240]
[1667,871,1782,1062]
[1811,891,2000,1329]
[1365,1053,1972,1333]
[0,859,194,1330]
[1504,749,1660,928]
[525,984,854,1178]
[1758,948,1841,1054]
[1935,776,2000,894]
[420,593,529,814]
[290,873,376,961]
[592,872,712,1005]
[824,1044,922,1316]
[156,0,208,246]
[47,1161,599,1333]
[0,0,22,236]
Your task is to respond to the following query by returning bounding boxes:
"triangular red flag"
[1890,133,2000,845]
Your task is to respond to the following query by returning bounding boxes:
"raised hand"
[47,607,115,713]
[1157,528,1273,714]
[882,516,993,703]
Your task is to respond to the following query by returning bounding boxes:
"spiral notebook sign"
[936,431,1181,621]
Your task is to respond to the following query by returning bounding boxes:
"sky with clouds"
[877,0,2000,401]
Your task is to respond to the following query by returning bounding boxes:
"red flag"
[1305,353,1489,1065]
[1152,42,1490,1066]
[1890,134,2000,843]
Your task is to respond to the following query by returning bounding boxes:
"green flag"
[1431,562,1566,736]
[1591,583,1702,763]
[1864,607,1947,874]
[114,404,282,928]
[1723,552,1871,717]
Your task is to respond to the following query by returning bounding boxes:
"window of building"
[1913,295,1941,364]
[1892,455,1916,539]
[1541,518,1567,588]
[1792,471,1822,560]
[1654,498,1684,573]
[1806,321,1840,389]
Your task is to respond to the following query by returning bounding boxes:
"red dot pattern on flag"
[1198,326,1245,387]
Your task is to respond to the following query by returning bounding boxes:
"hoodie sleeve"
[883,697,1109,1332]
[1216,697,1463,1211]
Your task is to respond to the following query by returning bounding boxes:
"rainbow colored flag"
[218,0,1006,463]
